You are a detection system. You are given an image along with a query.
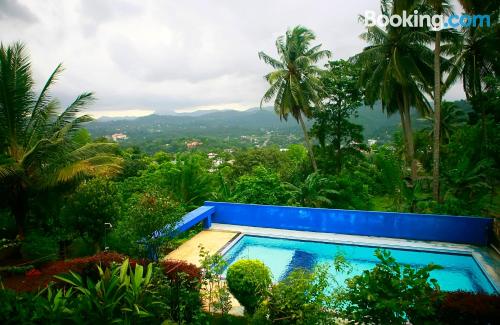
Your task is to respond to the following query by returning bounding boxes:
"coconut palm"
[424,101,466,144]
[353,0,434,182]
[0,42,122,237]
[448,1,499,100]
[259,26,331,172]
[424,0,453,201]
[285,172,338,208]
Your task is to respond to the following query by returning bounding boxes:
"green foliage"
[286,172,338,208]
[253,265,337,324]
[0,42,122,237]
[259,25,331,171]
[199,245,232,316]
[312,60,365,173]
[62,178,120,247]
[0,289,48,324]
[343,249,442,324]
[232,166,292,205]
[110,191,185,258]
[162,154,215,208]
[20,231,59,262]
[54,258,157,323]
[226,259,272,315]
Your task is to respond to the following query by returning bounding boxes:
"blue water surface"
[223,235,496,294]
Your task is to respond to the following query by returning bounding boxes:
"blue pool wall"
[199,201,493,245]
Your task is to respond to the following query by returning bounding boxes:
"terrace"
[165,201,499,314]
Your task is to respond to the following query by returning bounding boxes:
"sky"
[0,0,466,118]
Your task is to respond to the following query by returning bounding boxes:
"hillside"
[86,105,433,153]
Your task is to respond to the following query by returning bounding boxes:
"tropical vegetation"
[1,0,499,323]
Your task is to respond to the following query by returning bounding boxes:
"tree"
[449,1,499,101]
[446,1,499,151]
[424,101,466,144]
[285,172,338,208]
[231,166,291,205]
[426,0,452,201]
[0,43,122,237]
[112,191,185,258]
[259,26,331,172]
[353,0,434,182]
[311,60,365,173]
[62,178,120,250]
[162,155,214,208]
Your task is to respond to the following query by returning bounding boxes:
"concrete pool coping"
[211,223,500,292]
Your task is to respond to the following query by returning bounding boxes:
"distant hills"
[89,105,415,140]
[86,101,469,153]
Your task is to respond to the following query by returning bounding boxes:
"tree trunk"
[400,104,417,182]
[432,30,442,202]
[298,113,318,172]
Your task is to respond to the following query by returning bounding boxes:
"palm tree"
[425,0,452,201]
[0,42,122,237]
[353,0,434,182]
[446,0,499,149]
[424,101,466,144]
[450,1,499,100]
[285,173,338,208]
[259,26,331,172]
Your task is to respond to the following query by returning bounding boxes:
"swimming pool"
[222,235,497,294]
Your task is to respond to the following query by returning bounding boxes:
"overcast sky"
[0,0,466,117]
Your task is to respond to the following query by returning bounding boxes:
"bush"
[226,259,272,315]
[436,291,500,324]
[161,259,202,284]
[43,251,145,281]
[0,289,42,324]
[253,265,336,324]
[21,232,59,263]
[343,249,442,324]
[157,261,204,323]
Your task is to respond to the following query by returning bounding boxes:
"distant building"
[368,139,377,146]
[207,152,218,159]
[111,133,128,141]
[213,159,224,167]
[186,140,202,149]
[279,148,289,152]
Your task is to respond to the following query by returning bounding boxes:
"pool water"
[223,235,496,294]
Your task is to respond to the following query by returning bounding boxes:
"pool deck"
[164,229,239,266]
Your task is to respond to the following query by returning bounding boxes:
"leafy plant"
[199,245,232,316]
[55,258,157,323]
[259,26,331,171]
[226,259,272,315]
[0,42,122,238]
[20,231,59,263]
[253,264,337,324]
[343,249,442,324]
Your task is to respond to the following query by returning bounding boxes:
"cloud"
[0,0,465,115]
[0,0,37,22]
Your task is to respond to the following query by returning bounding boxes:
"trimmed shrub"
[20,232,58,263]
[226,259,272,315]
[437,291,500,324]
